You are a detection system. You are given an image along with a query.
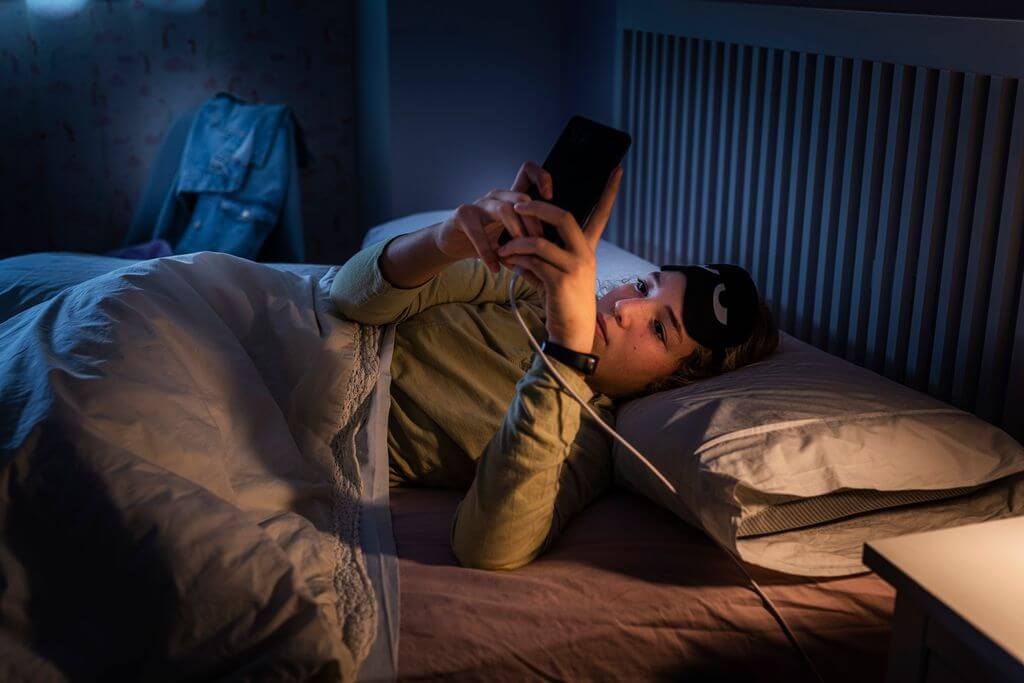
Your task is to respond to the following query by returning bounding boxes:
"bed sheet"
[391,486,895,682]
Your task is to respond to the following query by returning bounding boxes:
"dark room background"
[1,0,1020,263]
[0,0,356,261]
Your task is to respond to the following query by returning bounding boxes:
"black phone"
[498,115,632,249]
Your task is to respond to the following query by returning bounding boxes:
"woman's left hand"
[498,166,623,355]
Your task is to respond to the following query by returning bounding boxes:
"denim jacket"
[130,93,308,262]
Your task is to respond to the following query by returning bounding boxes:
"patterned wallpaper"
[0,0,356,263]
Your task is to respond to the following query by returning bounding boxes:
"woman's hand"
[432,161,554,273]
[498,166,623,354]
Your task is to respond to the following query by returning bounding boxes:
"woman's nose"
[613,297,648,327]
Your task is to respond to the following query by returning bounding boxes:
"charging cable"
[506,267,824,683]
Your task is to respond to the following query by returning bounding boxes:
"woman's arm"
[331,161,555,324]
[329,235,540,325]
[450,165,624,569]
[450,355,613,570]
[375,222,455,289]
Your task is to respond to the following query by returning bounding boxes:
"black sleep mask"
[660,264,759,366]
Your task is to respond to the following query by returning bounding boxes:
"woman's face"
[586,270,697,398]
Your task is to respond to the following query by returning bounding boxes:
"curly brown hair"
[643,295,780,395]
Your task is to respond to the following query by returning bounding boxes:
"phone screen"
[499,115,632,249]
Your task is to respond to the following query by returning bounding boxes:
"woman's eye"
[635,278,648,295]
[654,320,666,343]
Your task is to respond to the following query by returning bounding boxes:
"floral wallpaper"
[0,0,356,263]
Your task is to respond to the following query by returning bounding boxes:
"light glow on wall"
[25,0,89,18]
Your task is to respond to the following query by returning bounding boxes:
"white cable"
[507,267,824,683]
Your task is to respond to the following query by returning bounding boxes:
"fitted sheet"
[391,487,895,682]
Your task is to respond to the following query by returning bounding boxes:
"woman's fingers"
[497,236,573,273]
[455,204,500,273]
[513,201,587,255]
[500,257,544,289]
[582,165,623,249]
[511,160,553,200]
[509,161,552,237]
[476,196,527,240]
[485,189,542,238]
[501,254,559,289]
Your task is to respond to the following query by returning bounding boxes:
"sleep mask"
[660,263,760,367]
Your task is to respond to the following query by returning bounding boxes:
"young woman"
[330,161,778,570]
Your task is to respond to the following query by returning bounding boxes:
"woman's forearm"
[378,223,458,289]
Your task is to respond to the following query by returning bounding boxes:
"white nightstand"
[863,516,1024,683]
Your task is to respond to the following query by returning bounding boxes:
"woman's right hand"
[432,161,554,273]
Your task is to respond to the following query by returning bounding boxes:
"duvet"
[0,253,383,681]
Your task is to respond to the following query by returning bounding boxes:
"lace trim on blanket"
[329,323,383,667]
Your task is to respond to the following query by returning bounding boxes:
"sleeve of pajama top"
[330,235,614,571]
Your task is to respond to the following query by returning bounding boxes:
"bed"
[0,218,900,682]
[359,212,898,682]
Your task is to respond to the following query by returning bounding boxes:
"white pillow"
[612,330,1024,576]
[360,210,659,284]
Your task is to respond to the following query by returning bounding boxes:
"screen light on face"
[26,0,89,18]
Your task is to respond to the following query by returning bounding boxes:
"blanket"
[0,252,382,681]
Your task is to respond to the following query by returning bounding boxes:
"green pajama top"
[330,237,615,570]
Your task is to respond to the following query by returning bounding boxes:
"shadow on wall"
[0,0,357,263]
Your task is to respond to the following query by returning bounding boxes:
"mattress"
[391,486,896,681]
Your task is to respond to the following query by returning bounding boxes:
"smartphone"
[498,115,632,249]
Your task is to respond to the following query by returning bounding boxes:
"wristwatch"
[540,340,599,376]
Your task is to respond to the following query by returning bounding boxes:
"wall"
[0,0,356,262]
[355,0,568,231]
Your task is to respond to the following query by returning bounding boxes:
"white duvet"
[0,252,387,681]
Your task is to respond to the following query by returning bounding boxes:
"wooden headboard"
[608,0,1024,443]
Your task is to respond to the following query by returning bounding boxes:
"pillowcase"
[612,330,1024,576]
[360,210,659,284]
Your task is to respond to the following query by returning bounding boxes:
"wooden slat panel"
[711,42,737,262]
[827,58,871,359]
[906,71,960,393]
[751,48,781,290]
[737,46,765,272]
[658,36,681,266]
[671,38,697,263]
[977,82,1024,423]
[952,77,1014,410]
[765,50,795,313]
[930,73,986,401]
[685,39,709,263]
[724,45,752,266]
[617,30,639,249]
[811,57,852,349]
[794,54,833,342]
[697,41,722,261]
[617,29,1024,443]
[866,65,915,374]
[780,52,814,333]
[884,67,935,384]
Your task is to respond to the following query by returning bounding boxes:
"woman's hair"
[643,294,779,395]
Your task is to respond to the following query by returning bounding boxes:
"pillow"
[612,330,1024,576]
[361,210,659,285]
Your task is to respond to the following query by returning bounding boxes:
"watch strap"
[540,340,599,376]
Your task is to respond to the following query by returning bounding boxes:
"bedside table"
[863,516,1024,683]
